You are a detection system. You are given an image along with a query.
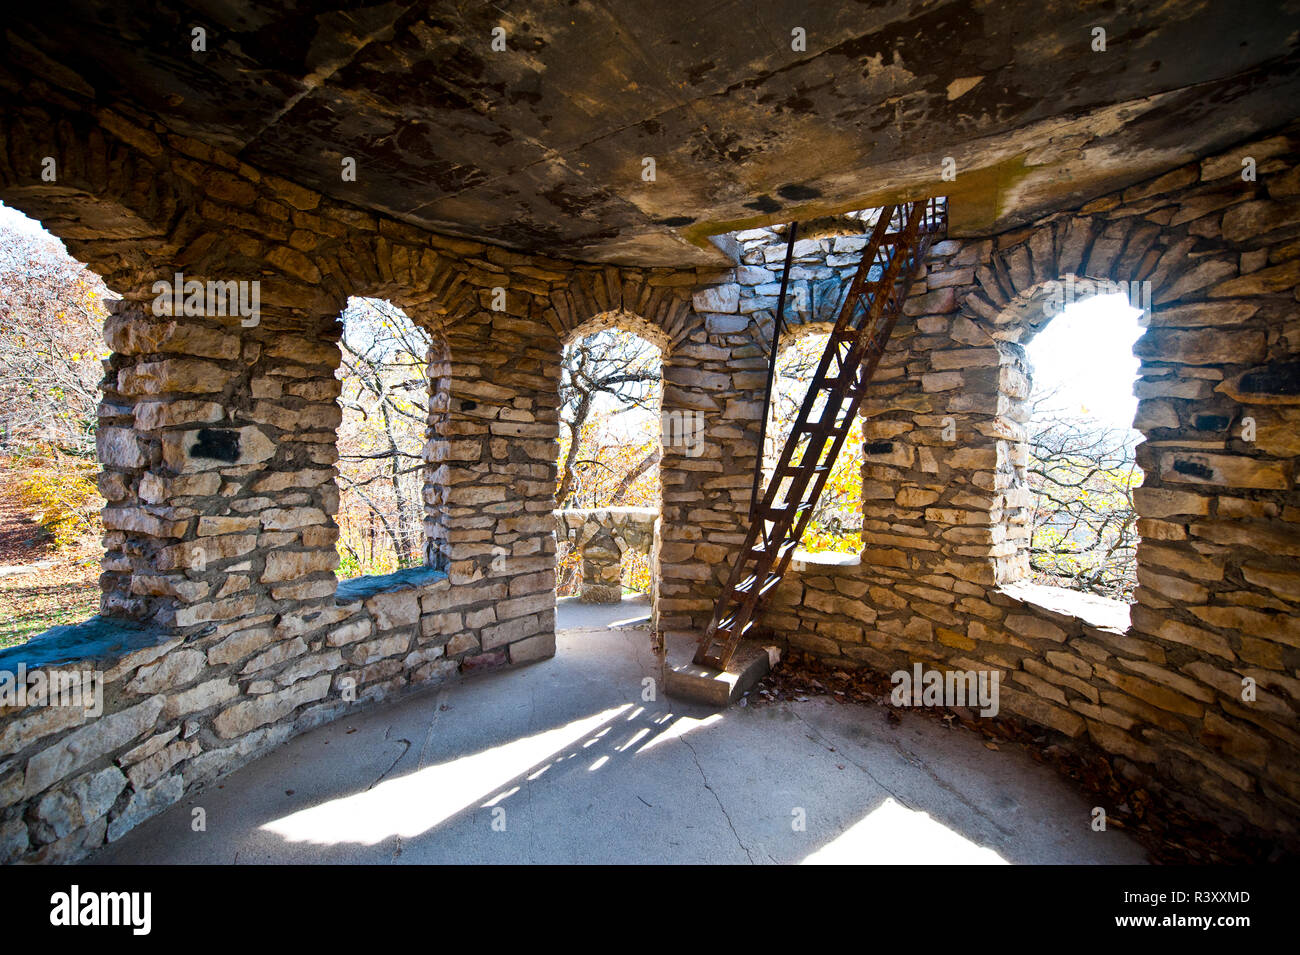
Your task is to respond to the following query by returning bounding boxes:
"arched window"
[769,329,864,555]
[334,297,431,578]
[555,325,661,603]
[1022,292,1144,600]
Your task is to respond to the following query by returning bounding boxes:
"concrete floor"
[91,595,1147,864]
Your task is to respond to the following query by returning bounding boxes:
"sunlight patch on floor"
[261,705,631,846]
[801,797,1008,864]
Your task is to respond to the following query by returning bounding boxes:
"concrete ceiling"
[4,1,1300,266]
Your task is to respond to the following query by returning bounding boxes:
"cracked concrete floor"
[91,596,1147,864]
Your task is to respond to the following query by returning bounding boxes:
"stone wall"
[759,126,1300,841]
[0,101,710,862]
[0,96,1297,861]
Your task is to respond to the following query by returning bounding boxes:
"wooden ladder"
[693,197,948,670]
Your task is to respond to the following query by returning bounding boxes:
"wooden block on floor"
[663,637,780,706]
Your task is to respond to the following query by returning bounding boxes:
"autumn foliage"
[0,217,109,551]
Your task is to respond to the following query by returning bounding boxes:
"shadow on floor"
[89,609,1147,865]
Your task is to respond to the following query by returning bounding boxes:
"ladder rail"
[701,207,897,630]
[693,197,946,670]
[749,222,800,520]
[759,207,898,491]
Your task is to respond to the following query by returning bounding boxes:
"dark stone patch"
[461,649,508,672]
[780,94,816,114]
[657,216,696,227]
[1173,458,1216,480]
[778,183,822,201]
[1194,414,1231,431]
[541,182,594,216]
[687,61,716,85]
[190,428,241,463]
[506,87,542,107]
[1237,361,1300,397]
[864,440,895,455]
[513,32,548,53]
[711,132,753,164]
[744,194,782,213]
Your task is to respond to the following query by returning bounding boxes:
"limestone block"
[23,696,165,798]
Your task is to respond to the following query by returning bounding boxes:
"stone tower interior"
[1,1,1299,865]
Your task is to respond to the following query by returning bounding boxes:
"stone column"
[422,323,452,571]
[428,283,560,667]
[96,297,345,632]
[579,527,623,602]
[656,279,769,639]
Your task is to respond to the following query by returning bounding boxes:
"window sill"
[790,550,862,571]
[335,566,448,604]
[996,580,1131,632]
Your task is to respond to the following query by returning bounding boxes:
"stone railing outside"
[554,508,657,603]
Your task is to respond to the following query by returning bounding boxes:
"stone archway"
[554,308,668,626]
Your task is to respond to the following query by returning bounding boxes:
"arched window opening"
[0,201,111,646]
[770,331,863,555]
[1023,292,1144,601]
[556,327,661,600]
[335,297,431,579]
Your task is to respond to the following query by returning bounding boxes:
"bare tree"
[557,329,661,508]
[335,298,430,571]
[767,333,863,551]
[1025,390,1140,601]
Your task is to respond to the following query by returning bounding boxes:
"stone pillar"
[428,282,560,667]
[422,322,452,572]
[579,527,623,602]
[656,280,769,638]
[96,297,345,631]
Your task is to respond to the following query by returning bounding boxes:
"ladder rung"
[698,618,757,664]
[763,500,812,522]
[714,616,756,638]
[750,538,799,558]
[802,417,848,435]
[734,572,783,597]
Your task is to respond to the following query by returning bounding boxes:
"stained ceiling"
[4,0,1299,265]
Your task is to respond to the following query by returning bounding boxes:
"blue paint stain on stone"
[335,566,448,604]
[0,616,164,674]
